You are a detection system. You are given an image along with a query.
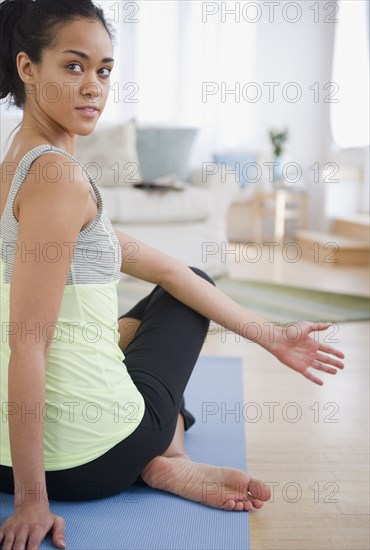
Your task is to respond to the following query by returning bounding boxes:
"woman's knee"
[188,266,216,287]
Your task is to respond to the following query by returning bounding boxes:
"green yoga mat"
[117,277,370,324]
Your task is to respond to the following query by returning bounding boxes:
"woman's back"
[0,134,99,232]
[0,142,146,471]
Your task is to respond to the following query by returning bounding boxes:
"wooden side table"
[252,187,307,243]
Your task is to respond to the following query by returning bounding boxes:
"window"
[95,0,257,153]
[330,0,369,149]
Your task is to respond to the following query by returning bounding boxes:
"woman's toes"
[244,499,254,511]
[249,478,271,501]
[250,498,264,509]
[224,499,253,512]
[223,499,235,511]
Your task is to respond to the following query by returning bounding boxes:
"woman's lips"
[76,107,99,117]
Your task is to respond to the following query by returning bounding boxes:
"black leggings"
[0,266,215,501]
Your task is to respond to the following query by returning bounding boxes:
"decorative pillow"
[75,118,142,187]
[137,126,198,183]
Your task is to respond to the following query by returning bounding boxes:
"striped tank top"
[0,144,146,471]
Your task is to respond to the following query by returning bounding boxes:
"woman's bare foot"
[141,455,270,511]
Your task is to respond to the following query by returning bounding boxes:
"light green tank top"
[0,144,146,471]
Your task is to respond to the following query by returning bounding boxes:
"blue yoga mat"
[0,356,249,550]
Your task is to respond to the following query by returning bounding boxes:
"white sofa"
[1,116,240,279]
[98,167,239,279]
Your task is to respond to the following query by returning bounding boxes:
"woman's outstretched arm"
[115,229,345,385]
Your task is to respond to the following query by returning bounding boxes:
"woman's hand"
[271,321,345,385]
[0,502,65,550]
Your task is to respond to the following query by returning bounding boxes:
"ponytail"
[0,0,29,109]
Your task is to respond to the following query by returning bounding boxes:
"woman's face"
[23,18,114,136]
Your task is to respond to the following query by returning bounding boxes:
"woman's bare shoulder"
[2,136,52,166]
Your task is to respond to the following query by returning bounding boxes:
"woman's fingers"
[304,322,345,363]
[0,518,61,550]
[51,515,66,549]
[307,321,332,333]
[2,530,15,550]
[12,527,28,550]
[319,342,345,359]
[311,360,337,375]
[304,323,345,359]
[305,350,344,383]
[27,524,47,550]
[303,369,324,385]
[314,353,345,370]
[3,528,30,550]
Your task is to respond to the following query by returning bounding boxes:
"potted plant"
[269,127,289,185]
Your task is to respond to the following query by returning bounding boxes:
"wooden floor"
[200,243,370,550]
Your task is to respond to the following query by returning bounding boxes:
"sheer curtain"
[330,0,369,149]
[327,0,369,214]
[98,0,257,159]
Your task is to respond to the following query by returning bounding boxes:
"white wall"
[253,1,336,230]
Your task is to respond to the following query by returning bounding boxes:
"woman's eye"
[67,63,82,73]
[99,68,112,77]
[67,64,111,77]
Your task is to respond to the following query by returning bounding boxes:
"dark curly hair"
[0,0,116,111]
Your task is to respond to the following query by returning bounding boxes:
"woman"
[0,1,345,549]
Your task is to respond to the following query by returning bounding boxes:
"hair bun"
[0,0,27,17]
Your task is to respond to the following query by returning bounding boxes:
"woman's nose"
[80,74,103,101]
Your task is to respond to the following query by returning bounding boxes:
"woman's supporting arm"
[8,350,48,508]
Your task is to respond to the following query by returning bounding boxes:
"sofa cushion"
[137,126,198,182]
[75,119,142,187]
[99,186,213,223]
